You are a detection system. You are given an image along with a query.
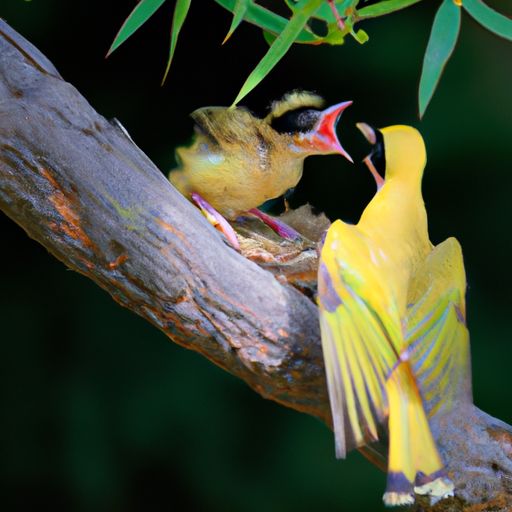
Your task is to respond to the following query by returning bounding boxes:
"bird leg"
[191,193,240,251]
[247,208,302,242]
[363,155,385,191]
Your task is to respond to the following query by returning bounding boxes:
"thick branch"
[0,20,511,511]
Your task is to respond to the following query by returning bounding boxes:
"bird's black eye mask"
[270,107,321,134]
[370,128,386,178]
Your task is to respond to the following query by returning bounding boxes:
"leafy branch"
[107,0,512,113]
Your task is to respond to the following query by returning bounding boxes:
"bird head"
[266,91,353,163]
[357,123,426,184]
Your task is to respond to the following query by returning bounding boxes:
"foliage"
[419,0,512,117]
[108,0,512,115]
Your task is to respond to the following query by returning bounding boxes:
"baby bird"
[169,91,352,249]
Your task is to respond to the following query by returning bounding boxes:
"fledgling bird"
[318,124,471,506]
[169,91,353,249]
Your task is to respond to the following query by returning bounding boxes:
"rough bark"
[0,20,511,511]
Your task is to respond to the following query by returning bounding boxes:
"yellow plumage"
[318,125,470,506]
[170,91,350,219]
[168,92,352,250]
[170,105,306,219]
[266,91,324,120]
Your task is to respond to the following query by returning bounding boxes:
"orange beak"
[307,100,353,162]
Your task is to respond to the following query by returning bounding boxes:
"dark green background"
[1,1,511,511]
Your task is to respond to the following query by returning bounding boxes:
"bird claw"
[382,491,415,507]
[414,476,454,502]
[191,193,240,251]
[248,208,302,242]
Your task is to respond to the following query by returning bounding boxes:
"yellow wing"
[406,237,471,417]
[318,220,452,502]
[318,220,402,457]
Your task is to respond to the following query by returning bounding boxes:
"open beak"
[308,100,353,162]
[356,122,384,190]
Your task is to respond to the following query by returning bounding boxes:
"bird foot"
[248,208,302,242]
[414,476,454,501]
[191,193,240,251]
[382,491,415,507]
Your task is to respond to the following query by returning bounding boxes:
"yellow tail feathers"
[383,362,454,506]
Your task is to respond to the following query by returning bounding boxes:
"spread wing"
[318,221,403,458]
[405,237,471,417]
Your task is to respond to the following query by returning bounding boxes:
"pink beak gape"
[311,100,353,163]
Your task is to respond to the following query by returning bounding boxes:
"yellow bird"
[318,124,471,506]
[169,91,352,249]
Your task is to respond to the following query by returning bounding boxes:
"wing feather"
[406,237,471,416]
[318,222,402,456]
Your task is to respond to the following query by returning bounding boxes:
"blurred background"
[1,1,511,510]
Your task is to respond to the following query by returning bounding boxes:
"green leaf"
[357,0,422,19]
[222,0,249,44]
[418,0,461,118]
[283,0,297,11]
[107,0,167,56]
[322,21,347,45]
[214,0,321,44]
[463,0,512,41]
[263,30,277,46]
[162,0,192,85]
[231,0,324,106]
[352,28,369,44]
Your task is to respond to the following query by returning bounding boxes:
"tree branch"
[0,20,511,511]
